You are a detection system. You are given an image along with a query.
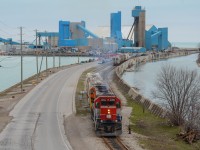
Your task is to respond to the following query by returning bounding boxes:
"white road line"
[57,75,73,150]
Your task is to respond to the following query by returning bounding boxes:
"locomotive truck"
[86,73,122,136]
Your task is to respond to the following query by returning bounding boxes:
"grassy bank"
[75,68,95,116]
[74,61,200,149]
[120,89,200,150]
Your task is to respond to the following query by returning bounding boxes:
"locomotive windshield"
[100,98,115,106]
[107,101,115,106]
[96,85,108,93]
[101,99,107,106]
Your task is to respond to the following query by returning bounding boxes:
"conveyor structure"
[29,32,59,49]
[77,24,99,39]
[0,37,19,45]
[58,21,99,47]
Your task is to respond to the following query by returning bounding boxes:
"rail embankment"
[114,50,197,118]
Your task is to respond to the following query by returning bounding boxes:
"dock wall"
[113,51,197,118]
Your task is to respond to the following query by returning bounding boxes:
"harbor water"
[0,56,93,92]
[122,53,200,105]
[172,42,199,48]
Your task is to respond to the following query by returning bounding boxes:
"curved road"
[0,62,98,150]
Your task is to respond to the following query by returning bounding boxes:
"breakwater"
[0,56,93,92]
[114,51,197,118]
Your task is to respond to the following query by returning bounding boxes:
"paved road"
[0,62,97,150]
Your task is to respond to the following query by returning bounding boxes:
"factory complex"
[0,6,170,54]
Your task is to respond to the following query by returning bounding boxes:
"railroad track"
[94,63,131,150]
[102,137,129,150]
[92,62,113,73]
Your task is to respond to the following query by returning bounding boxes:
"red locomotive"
[86,73,122,136]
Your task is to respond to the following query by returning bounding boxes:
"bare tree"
[197,43,200,65]
[198,42,200,51]
[153,65,200,126]
[185,101,200,131]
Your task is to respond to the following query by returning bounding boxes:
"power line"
[0,33,9,37]
[23,58,36,63]
[0,57,40,69]
[0,29,18,37]
[1,58,36,69]
[0,20,18,30]
[1,62,21,69]
[0,56,12,62]
[23,34,34,38]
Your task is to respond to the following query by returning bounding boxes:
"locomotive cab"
[93,96,122,136]
[86,73,122,136]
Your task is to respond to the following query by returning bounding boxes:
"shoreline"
[0,56,96,93]
[114,50,198,118]
[0,63,82,134]
[0,64,78,95]
[0,52,96,57]
[0,50,198,149]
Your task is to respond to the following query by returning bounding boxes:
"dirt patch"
[0,112,12,133]
[64,115,107,150]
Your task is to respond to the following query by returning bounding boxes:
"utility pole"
[59,51,61,68]
[35,29,39,82]
[78,52,79,64]
[53,49,55,69]
[20,27,23,92]
[45,31,48,76]
[52,37,55,69]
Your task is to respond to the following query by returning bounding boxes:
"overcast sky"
[0,0,199,43]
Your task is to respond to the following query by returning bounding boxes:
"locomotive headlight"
[106,109,111,118]
[108,109,110,114]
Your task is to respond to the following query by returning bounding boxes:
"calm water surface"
[0,56,93,92]
[122,53,200,105]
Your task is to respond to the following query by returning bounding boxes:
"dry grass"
[75,68,94,116]
[118,86,200,150]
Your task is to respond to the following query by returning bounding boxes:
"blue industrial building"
[145,25,169,51]
[27,5,169,52]
[110,11,133,49]
[29,20,102,50]
[58,20,100,48]
[110,11,123,48]
[110,6,170,51]
[132,6,146,47]
[59,21,75,47]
